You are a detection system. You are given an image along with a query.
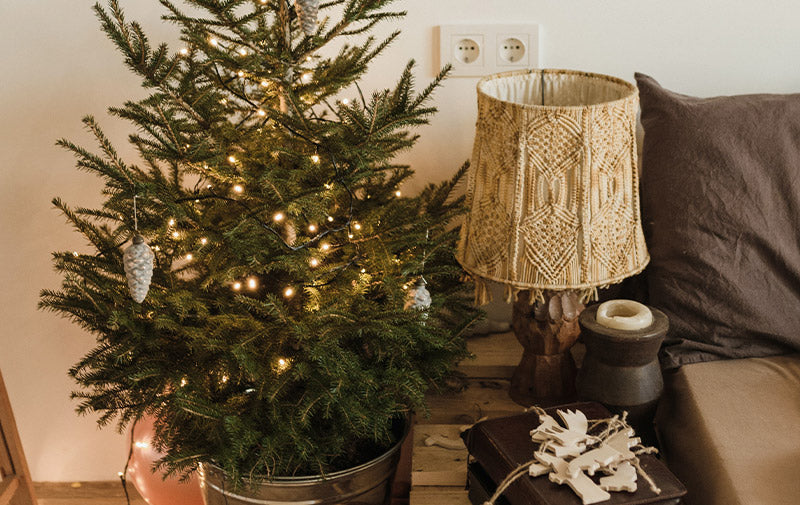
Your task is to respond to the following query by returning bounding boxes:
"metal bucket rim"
[201,415,410,485]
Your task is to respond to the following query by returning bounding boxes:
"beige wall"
[1,0,798,481]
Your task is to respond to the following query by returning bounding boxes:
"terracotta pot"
[199,419,408,505]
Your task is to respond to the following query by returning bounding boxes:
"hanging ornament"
[294,0,319,36]
[404,278,431,311]
[405,229,432,313]
[124,235,155,303]
[123,196,154,303]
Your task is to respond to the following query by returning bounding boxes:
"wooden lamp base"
[509,290,583,406]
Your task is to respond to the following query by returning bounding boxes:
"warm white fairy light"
[171,231,180,239]
[153,245,160,251]
[185,253,193,261]
[273,212,285,222]
[310,154,320,164]
[179,47,189,56]
[134,441,148,449]
[320,243,331,252]
[118,472,124,477]
[360,268,366,273]
[257,109,266,117]
[247,277,258,290]
[228,155,237,163]
[237,70,245,77]
[221,375,229,383]
[206,183,213,189]
[353,222,362,230]
[348,233,354,239]
[309,258,320,267]
[283,286,295,297]
[261,80,269,87]
[238,48,248,56]
[180,378,188,387]
[200,237,208,245]
[220,98,227,105]
[168,218,176,226]
[233,184,244,193]
[341,98,350,105]
[301,72,313,84]
[395,190,402,197]
[324,183,332,189]
[276,357,290,372]
[308,224,317,233]
[327,216,334,222]
[233,281,242,291]
[209,37,218,46]
[403,284,409,290]
[72,251,79,257]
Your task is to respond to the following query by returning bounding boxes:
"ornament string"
[133,195,139,233]
[421,228,429,284]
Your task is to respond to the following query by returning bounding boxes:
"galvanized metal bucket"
[199,421,408,505]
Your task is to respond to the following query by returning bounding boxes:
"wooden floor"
[32,332,524,505]
[34,481,145,505]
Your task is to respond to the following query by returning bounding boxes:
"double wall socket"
[439,24,540,77]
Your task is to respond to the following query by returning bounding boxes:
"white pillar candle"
[596,300,653,331]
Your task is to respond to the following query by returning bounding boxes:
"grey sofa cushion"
[635,73,800,368]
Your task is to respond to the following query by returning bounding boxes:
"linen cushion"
[655,354,800,505]
[635,73,800,368]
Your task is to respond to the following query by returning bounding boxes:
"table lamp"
[457,69,649,405]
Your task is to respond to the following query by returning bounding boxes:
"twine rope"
[483,407,660,505]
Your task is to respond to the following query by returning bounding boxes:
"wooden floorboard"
[34,482,146,505]
[409,487,470,505]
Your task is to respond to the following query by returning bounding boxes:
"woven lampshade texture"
[457,69,649,305]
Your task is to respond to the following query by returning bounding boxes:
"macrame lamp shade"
[457,69,649,404]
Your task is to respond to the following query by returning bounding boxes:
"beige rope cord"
[457,69,649,305]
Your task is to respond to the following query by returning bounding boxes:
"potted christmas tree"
[40,0,478,503]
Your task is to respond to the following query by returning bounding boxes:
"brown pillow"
[635,73,800,369]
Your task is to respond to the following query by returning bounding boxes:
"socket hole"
[454,38,480,64]
[498,36,526,64]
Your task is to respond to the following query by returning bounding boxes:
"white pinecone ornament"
[123,234,155,303]
[294,0,319,35]
[404,278,432,312]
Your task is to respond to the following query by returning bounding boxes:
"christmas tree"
[41,0,478,481]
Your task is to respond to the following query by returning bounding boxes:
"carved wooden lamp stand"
[457,69,650,406]
[510,290,583,403]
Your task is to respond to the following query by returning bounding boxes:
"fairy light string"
[96,14,410,300]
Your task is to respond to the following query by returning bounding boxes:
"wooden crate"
[410,332,524,505]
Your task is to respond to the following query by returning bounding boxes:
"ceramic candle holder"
[577,301,668,440]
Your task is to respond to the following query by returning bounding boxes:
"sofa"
[633,74,800,505]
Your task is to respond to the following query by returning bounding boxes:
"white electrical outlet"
[439,24,540,77]
[453,35,483,65]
